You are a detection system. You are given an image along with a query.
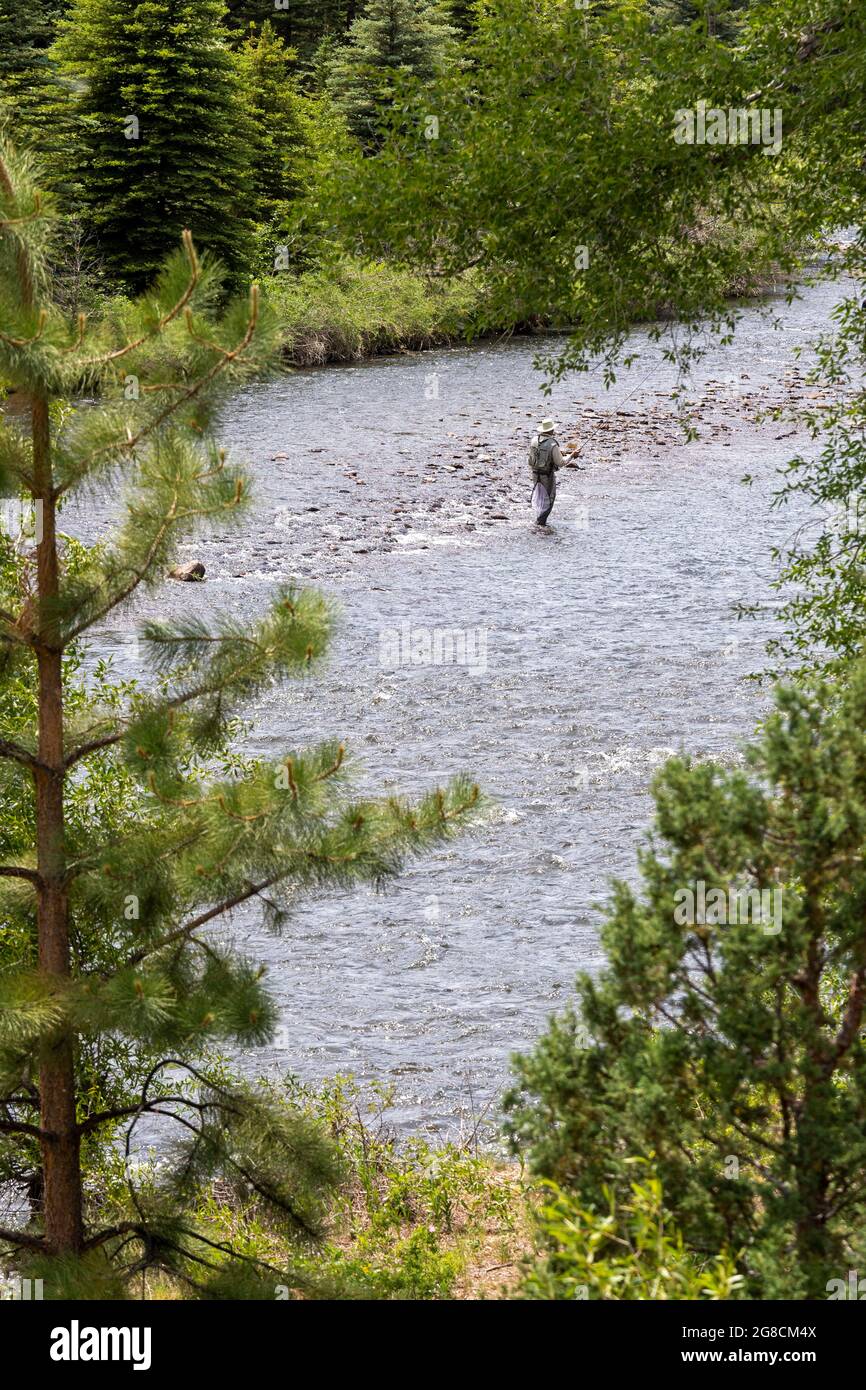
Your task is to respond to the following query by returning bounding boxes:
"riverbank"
[69,274,831,1142]
[135,1077,532,1300]
[263,258,495,367]
[263,227,794,368]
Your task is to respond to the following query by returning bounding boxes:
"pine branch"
[0,1227,44,1250]
[63,730,125,769]
[0,308,46,348]
[81,1221,143,1254]
[0,865,39,883]
[0,610,27,634]
[0,149,38,308]
[76,229,201,371]
[0,191,43,230]
[825,964,866,1077]
[126,875,283,966]
[65,478,245,642]
[76,1092,214,1137]
[0,738,46,770]
[124,780,481,968]
[64,591,332,768]
[57,285,261,498]
[0,1117,47,1139]
[167,1224,295,1281]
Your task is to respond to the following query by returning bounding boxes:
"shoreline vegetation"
[126,1077,533,1302]
[0,226,799,401]
[264,246,794,371]
[5,0,864,1307]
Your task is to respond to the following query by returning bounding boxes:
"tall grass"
[262,258,490,366]
[262,220,790,369]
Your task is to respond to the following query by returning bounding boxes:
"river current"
[74,279,837,1138]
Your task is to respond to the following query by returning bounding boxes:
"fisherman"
[528,417,565,526]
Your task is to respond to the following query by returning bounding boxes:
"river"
[77,278,835,1140]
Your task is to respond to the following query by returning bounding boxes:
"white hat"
[539,418,556,435]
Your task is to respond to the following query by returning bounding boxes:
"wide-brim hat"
[539,418,556,435]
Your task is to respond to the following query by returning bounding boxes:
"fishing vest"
[529,434,557,475]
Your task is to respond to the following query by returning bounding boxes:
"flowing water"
[73,279,837,1139]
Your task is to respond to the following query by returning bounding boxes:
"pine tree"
[236,21,313,271]
[224,1,360,77]
[54,0,257,291]
[649,0,750,41]
[506,663,866,1298]
[441,0,477,35]
[325,0,458,145]
[0,542,191,1227]
[0,0,69,160]
[0,141,479,1291]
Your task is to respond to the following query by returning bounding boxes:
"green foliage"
[181,1076,527,1300]
[506,660,866,1298]
[320,0,772,338]
[325,0,459,145]
[755,248,866,680]
[440,0,479,36]
[523,1166,744,1301]
[235,21,317,274]
[649,0,750,42]
[264,255,486,363]
[0,0,67,149]
[320,0,862,367]
[54,0,257,289]
[0,140,483,1293]
[225,0,359,79]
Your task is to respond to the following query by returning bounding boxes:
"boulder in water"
[168,561,205,582]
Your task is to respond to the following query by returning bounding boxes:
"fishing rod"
[564,442,587,471]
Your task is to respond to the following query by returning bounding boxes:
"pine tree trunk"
[794,1105,832,1299]
[32,393,83,1254]
[794,931,834,1297]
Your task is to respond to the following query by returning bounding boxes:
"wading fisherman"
[528,418,564,526]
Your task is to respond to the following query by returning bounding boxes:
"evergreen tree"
[325,0,458,145]
[0,538,199,1225]
[441,0,477,35]
[236,21,313,270]
[0,0,69,160]
[649,0,751,42]
[54,0,256,291]
[224,1,360,77]
[0,141,479,1291]
[506,663,866,1298]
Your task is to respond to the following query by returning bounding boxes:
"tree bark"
[32,393,83,1255]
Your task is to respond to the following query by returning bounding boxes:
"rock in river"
[168,561,205,582]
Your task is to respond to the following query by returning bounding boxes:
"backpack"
[528,434,556,475]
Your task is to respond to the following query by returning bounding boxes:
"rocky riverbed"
[72,280,837,1138]
[197,332,823,586]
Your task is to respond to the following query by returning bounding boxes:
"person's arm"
[550,442,564,470]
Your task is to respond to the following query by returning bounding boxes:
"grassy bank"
[138,1077,533,1301]
[263,221,797,369]
[264,258,493,366]
[127,1076,741,1300]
